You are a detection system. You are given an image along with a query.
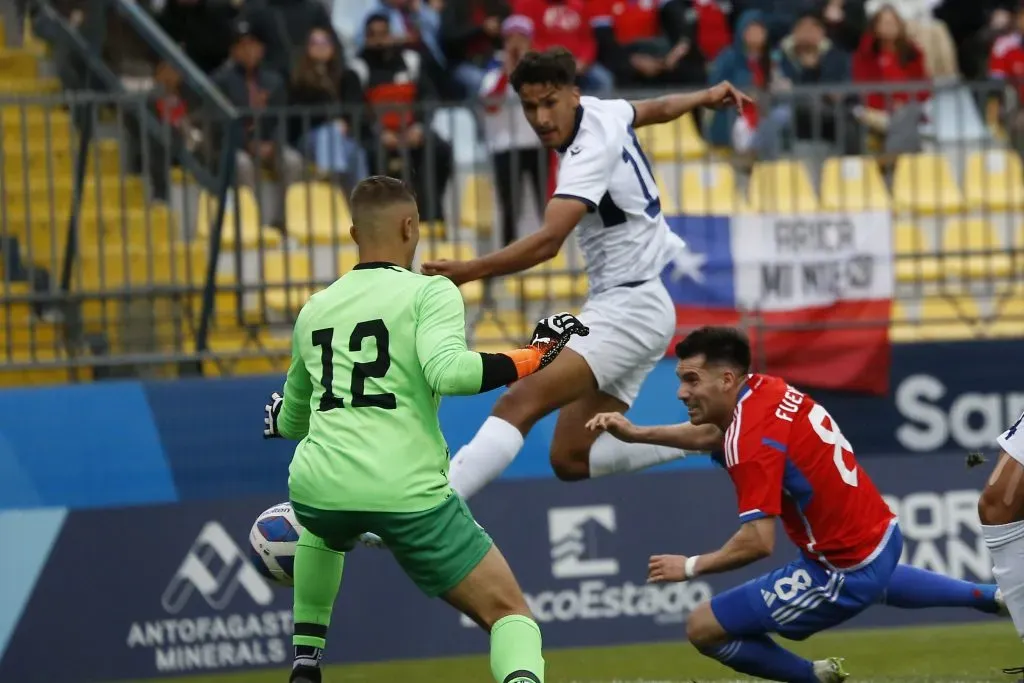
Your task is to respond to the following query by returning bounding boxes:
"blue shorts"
[711,523,903,641]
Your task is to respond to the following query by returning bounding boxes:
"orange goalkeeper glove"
[503,312,590,381]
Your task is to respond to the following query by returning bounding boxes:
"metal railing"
[0,76,1022,386]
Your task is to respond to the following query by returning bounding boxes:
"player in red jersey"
[588,326,1008,683]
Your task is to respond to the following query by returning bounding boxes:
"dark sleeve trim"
[479,352,519,393]
[552,193,598,211]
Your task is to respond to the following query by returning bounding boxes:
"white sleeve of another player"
[999,411,1024,465]
[552,130,615,210]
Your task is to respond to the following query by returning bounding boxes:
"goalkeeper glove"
[263,391,283,439]
[504,312,589,380]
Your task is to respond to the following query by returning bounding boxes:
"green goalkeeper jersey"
[279,262,494,513]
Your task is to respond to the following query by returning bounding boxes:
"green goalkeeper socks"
[490,614,545,683]
[292,530,345,654]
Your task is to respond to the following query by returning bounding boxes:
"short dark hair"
[794,10,824,28]
[509,47,577,93]
[350,175,416,225]
[674,326,751,374]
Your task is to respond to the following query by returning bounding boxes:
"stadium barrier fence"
[0,76,1022,385]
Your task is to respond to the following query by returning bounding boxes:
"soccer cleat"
[359,532,385,549]
[289,664,321,683]
[813,657,849,683]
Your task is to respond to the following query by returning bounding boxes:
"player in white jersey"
[979,410,1024,664]
[421,47,750,498]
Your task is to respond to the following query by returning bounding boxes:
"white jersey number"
[809,403,858,487]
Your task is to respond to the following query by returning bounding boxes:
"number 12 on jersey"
[312,320,396,411]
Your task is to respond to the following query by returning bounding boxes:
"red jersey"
[990,34,1024,102]
[718,374,895,570]
[589,0,659,46]
[513,0,597,65]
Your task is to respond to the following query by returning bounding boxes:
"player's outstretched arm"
[415,277,587,395]
[276,307,315,440]
[586,412,724,453]
[648,517,776,583]
[630,81,753,128]
[421,198,584,285]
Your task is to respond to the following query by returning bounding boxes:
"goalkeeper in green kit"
[263,176,588,683]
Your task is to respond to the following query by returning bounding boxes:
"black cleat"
[289,665,322,683]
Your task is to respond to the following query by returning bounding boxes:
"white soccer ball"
[249,501,304,587]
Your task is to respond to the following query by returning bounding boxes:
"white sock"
[588,431,687,478]
[449,416,525,499]
[983,520,1024,640]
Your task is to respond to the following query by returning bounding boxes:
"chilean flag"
[661,212,893,395]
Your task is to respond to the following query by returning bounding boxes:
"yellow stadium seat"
[334,247,360,277]
[892,153,964,215]
[470,310,531,352]
[72,242,208,290]
[420,242,484,304]
[263,250,318,314]
[505,250,587,301]
[196,187,282,249]
[0,49,39,79]
[964,148,1024,212]
[285,182,353,245]
[748,161,818,213]
[0,353,73,387]
[820,157,891,211]
[893,221,939,283]
[676,162,748,215]
[940,219,1011,279]
[636,114,707,162]
[915,296,981,341]
[987,295,1024,338]
[201,331,292,377]
[459,173,495,234]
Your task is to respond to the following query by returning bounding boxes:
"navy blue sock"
[882,565,1000,613]
[700,635,817,683]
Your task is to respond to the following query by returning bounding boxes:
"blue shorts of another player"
[711,522,903,641]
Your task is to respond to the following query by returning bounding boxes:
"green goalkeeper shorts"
[291,492,493,597]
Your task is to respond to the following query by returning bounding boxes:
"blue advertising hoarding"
[0,453,1003,683]
[0,339,1018,514]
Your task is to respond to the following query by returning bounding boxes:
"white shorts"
[566,279,675,406]
[999,412,1024,465]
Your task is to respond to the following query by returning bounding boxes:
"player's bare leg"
[450,348,688,497]
[443,546,545,683]
[548,385,628,480]
[685,602,847,683]
[980,449,1024,640]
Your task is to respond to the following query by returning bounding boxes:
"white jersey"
[552,96,669,294]
[1000,410,1024,466]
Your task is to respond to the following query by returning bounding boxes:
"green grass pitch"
[159,622,1022,683]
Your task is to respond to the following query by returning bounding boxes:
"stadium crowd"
[23,0,1024,228]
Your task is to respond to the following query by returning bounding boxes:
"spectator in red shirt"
[513,0,615,93]
[683,0,733,62]
[851,3,930,154]
[591,0,706,87]
[988,4,1024,153]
